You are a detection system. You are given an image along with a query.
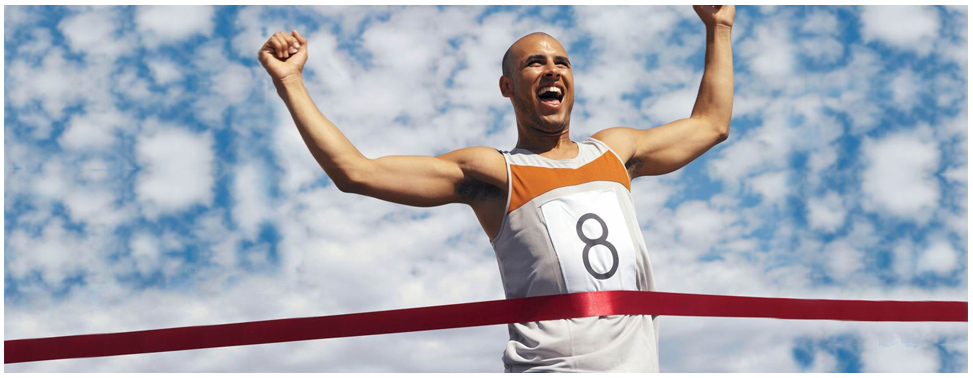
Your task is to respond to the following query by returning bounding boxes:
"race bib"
[540,190,638,294]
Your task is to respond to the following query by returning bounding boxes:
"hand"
[693,5,735,29]
[258,29,308,84]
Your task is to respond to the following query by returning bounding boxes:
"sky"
[3,5,968,373]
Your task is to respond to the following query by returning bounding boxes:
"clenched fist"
[693,5,735,29]
[258,29,307,84]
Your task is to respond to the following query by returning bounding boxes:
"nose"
[543,62,561,79]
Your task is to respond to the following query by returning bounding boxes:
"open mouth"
[536,86,564,107]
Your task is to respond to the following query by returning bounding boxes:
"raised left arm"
[594,5,734,178]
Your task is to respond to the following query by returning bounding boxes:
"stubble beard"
[514,93,572,135]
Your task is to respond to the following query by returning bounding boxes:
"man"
[259,5,734,373]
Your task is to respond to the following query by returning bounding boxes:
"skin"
[258,6,735,241]
[500,33,577,159]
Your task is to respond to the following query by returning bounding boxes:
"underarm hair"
[625,158,644,177]
[455,177,505,202]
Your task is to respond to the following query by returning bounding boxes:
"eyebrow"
[523,54,571,66]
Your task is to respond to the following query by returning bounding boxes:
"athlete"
[259,5,734,372]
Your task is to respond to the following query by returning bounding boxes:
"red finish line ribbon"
[5,290,967,364]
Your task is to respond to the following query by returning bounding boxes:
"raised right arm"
[260,30,506,208]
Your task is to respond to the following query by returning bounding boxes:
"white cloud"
[932,70,966,110]
[631,176,677,220]
[917,238,959,275]
[136,6,215,48]
[15,27,55,57]
[6,50,90,125]
[748,170,789,206]
[63,185,130,229]
[135,121,216,218]
[860,6,940,55]
[805,349,838,373]
[129,232,162,277]
[78,157,112,182]
[59,107,131,151]
[889,68,923,111]
[807,217,879,285]
[806,191,847,233]
[146,56,184,86]
[738,18,796,86]
[673,200,737,255]
[212,63,256,105]
[300,29,355,94]
[32,157,72,201]
[802,7,840,37]
[806,145,838,188]
[800,35,844,66]
[229,6,271,60]
[189,40,263,126]
[231,159,275,239]
[891,238,917,280]
[6,218,107,288]
[640,84,700,125]
[574,6,684,58]
[812,46,884,135]
[824,240,864,282]
[860,127,940,223]
[312,6,393,40]
[942,166,966,184]
[5,5,40,42]
[707,112,797,191]
[58,7,134,62]
[115,65,155,103]
[860,340,941,373]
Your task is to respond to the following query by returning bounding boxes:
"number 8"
[575,213,619,280]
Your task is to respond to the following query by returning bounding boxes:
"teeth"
[538,86,562,96]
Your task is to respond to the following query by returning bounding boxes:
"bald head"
[502,32,561,77]
[498,31,574,136]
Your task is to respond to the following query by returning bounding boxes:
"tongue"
[541,98,560,106]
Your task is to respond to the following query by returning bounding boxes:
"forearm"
[690,25,734,138]
[275,76,367,190]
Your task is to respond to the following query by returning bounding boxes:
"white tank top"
[491,138,660,373]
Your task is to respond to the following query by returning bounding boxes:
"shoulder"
[591,127,637,162]
[437,146,507,188]
[438,146,505,168]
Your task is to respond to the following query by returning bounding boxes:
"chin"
[533,115,570,134]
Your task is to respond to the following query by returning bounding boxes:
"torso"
[486,138,659,372]
[465,135,633,241]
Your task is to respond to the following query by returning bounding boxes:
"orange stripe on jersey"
[508,152,631,213]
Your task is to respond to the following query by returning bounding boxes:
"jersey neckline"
[509,139,591,163]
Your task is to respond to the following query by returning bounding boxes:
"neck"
[514,122,576,159]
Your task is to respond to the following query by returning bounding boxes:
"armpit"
[455,177,505,202]
[625,157,643,178]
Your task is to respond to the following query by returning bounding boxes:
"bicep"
[626,118,726,177]
[352,147,504,207]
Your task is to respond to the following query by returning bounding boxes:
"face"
[500,34,574,135]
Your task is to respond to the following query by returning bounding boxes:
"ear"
[499,75,512,98]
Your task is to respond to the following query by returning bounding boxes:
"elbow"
[715,127,729,143]
[711,118,730,144]
[331,161,370,194]
[693,115,730,144]
[334,177,364,194]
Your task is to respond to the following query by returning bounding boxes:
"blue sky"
[3,5,968,373]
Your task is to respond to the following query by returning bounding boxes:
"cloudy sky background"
[3,5,967,373]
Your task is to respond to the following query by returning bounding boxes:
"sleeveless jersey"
[491,138,660,373]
